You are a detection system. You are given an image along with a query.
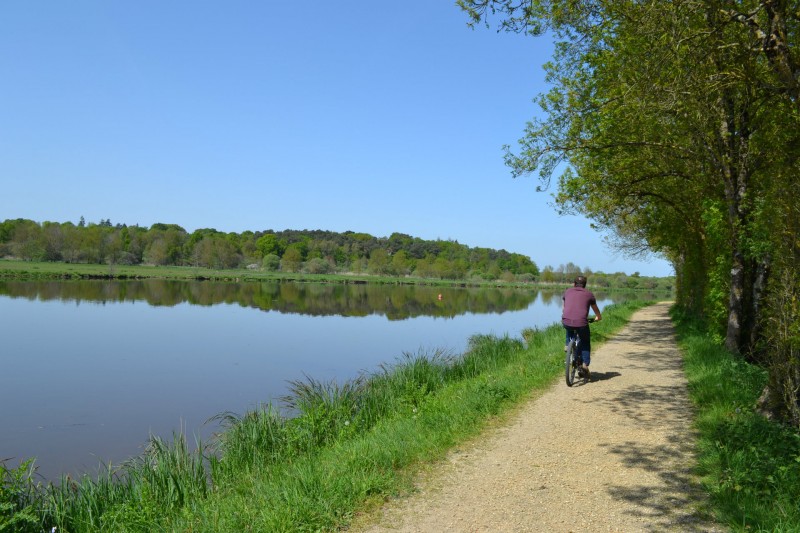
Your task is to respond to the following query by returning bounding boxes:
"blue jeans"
[564,325,591,366]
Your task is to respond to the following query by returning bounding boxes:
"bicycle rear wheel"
[565,341,577,387]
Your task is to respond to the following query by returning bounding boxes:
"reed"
[0,459,41,532]
[36,432,208,531]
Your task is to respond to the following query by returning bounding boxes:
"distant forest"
[0,218,671,289]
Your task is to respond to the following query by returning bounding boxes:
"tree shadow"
[604,315,686,374]
[598,439,717,531]
[564,305,719,529]
[596,383,694,431]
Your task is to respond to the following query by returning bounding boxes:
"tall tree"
[460,0,788,353]
[459,0,800,421]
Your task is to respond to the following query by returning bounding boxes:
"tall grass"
[1,300,652,532]
[672,307,800,531]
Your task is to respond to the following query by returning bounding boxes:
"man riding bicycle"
[562,275,602,377]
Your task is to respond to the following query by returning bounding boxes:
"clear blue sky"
[0,1,673,276]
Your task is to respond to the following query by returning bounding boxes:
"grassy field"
[0,299,652,532]
[673,308,800,532]
[0,259,533,287]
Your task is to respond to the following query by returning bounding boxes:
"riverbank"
[0,300,651,531]
[0,259,672,293]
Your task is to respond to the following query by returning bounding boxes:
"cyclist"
[562,275,602,377]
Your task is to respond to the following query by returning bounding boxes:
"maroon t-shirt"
[562,287,596,327]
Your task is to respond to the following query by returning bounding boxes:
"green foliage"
[211,404,289,474]
[282,377,363,451]
[0,459,41,532]
[674,307,800,530]
[760,268,800,426]
[0,220,548,283]
[459,0,800,421]
[303,257,334,274]
[280,246,303,272]
[367,248,390,275]
[256,233,285,257]
[40,433,208,532]
[261,253,280,271]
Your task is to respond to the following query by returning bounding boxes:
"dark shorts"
[563,324,592,364]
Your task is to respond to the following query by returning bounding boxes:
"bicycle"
[565,317,596,387]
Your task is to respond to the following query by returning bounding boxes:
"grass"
[672,307,800,532]
[1,300,653,532]
[0,259,518,287]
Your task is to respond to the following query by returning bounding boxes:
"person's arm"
[591,303,602,321]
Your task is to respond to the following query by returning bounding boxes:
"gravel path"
[357,302,721,532]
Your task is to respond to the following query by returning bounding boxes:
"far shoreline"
[0,259,673,293]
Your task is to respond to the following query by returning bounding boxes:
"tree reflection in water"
[0,279,661,319]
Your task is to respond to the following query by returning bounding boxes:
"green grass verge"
[0,259,525,287]
[672,307,800,532]
[1,300,652,532]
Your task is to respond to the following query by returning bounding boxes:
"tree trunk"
[719,93,756,356]
[746,256,771,359]
[725,250,745,354]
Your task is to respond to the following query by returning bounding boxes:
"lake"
[0,279,644,480]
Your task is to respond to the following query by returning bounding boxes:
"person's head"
[574,275,587,288]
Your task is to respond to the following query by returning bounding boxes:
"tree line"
[459,1,800,424]
[0,218,542,282]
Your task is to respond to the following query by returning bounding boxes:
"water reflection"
[0,279,656,319]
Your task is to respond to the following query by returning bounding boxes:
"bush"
[262,254,280,271]
[303,257,334,274]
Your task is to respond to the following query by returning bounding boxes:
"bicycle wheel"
[565,341,577,387]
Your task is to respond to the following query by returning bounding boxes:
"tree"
[0,216,554,287]
[459,0,800,422]
[41,221,64,261]
[460,0,781,350]
[280,246,303,273]
[11,220,44,261]
[61,223,82,263]
[391,249,412,276]
[104,229,125,265]
[541,265,555,283]
[367,248,390,275]
[256,233,284,258]
[191,235,241,269]
[144,225,186,266]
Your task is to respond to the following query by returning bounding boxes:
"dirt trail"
[357,302,720,532]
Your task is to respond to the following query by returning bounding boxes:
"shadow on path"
[596,383,694,430]
[594,303,718,531]
[601,439,713,532]
[587,371,622,383]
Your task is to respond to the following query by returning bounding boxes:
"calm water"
[0,279,639,480]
